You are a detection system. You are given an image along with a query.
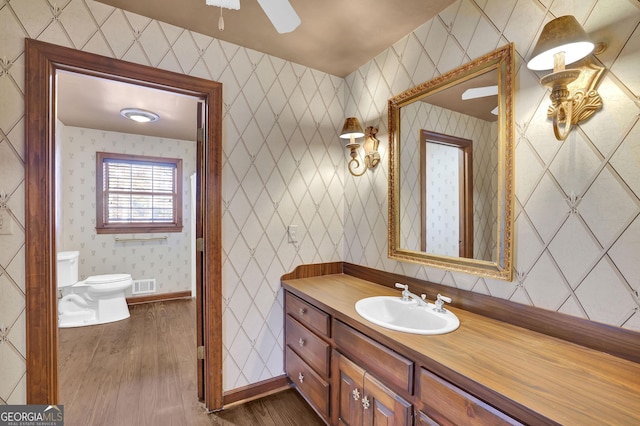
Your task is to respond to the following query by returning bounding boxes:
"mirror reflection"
[389,44,514,280]
[399,69,498,261]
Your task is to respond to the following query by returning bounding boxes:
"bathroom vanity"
[282,263,640,425]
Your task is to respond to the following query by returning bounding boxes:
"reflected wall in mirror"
[389,43,514,280]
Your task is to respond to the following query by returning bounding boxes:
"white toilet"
[56,251,133,328]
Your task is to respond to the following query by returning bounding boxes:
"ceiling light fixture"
[120,108,160,123]
[527,15,606,141]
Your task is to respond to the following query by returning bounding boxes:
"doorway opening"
[24,39,222,410]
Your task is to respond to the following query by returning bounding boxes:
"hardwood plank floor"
[59,299,324,425]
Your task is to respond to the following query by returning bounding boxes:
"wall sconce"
[527,15,606,140]
[340,117,380,176]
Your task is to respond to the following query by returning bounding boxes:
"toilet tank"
[57,251,80,288]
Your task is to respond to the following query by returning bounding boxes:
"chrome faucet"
[394,283,427,306]
[434,294,452,313]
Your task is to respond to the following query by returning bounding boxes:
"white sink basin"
[355,296,460,335]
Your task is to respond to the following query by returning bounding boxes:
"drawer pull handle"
[362,396,370,410]
[298,372,304,384]
[352,388,360,401]
[298,338,305,347]
[299,307,307,315]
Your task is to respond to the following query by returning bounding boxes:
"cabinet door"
[362,373,412,426]
[335,351,365,426]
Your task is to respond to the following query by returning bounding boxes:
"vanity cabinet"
[285,292,332,422]
[334,350,412,426]
[333,320,413,395]
[282,266,640,425]
[285,290,523,426]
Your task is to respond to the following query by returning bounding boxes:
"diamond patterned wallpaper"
[0,0,345,402]
[1,0,639,406]
[344,0,640,326]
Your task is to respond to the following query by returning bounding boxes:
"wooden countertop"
[282,273,640,426]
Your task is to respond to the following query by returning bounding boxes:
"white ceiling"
[57,71,199,141]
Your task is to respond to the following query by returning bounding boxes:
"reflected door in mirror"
[420,130,473,258]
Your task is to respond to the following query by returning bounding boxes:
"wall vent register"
[132,278,156,295]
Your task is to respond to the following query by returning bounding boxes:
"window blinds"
[103,160,177,224]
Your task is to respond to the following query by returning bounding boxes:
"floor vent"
[132,278,156,295]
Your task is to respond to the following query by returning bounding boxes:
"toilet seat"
[84,273,131,285]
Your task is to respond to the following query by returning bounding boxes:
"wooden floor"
[59,299,324,425]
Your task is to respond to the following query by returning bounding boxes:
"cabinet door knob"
[352,388,360,401]
[299,307,307,315]
[362,396,370,409]
[298,372,304,384]
[298,338,305,347]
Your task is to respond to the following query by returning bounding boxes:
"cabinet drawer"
[286,315,331,377]
[285,292,330,337]
[285,346,330,419]
[333,320,413,395]
[419,368,522,426]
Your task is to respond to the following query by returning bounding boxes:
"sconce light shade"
[340,117,365,140]
[526,15,605,141]
[527,15,594,71]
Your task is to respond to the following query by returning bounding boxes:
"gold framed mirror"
[388,43,514,280]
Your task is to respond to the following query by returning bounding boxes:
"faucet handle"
[395,283,409,301]
[437,294,452,304]
[434,294,452,312]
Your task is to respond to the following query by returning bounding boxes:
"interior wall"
[344,0,640,330]
[0,0,344,403]
[59,124,196,297]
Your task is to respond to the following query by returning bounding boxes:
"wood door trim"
[24,39,223,409]
[222,375,291,407]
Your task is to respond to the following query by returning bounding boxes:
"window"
[96,152,183,234]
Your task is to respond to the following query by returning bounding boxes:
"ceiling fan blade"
[205,0,240,9]
[461,85,498,100]
[256,0,301,34]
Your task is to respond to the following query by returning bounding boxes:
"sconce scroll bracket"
[545,55,606,139]
[363,126,380,169]
[346,126,380,176]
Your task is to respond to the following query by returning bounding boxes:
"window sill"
[96,225,183,234]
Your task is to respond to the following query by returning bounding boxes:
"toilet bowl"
[56,251,132,328]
